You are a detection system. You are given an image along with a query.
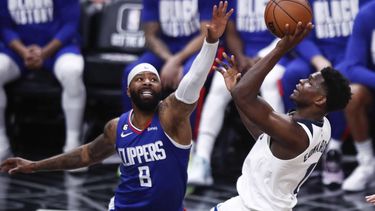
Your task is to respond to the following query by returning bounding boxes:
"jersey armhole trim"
[297,122,313,141]
[164,132,192,149]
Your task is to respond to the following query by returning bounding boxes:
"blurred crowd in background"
[0,0,375,193]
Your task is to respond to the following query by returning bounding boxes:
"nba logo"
[116,4,142,33]
[111,3,145,48]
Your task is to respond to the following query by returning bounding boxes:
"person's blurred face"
[290,72,327,108]
[128,72,162,112]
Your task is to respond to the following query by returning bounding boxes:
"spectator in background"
[0,0,85,160]
[280,0,370,187]
[337,0,375,192]
[0,3,233,210]
[188,0,289,186]
[122,0,215,111]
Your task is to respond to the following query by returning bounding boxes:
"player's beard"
[130,89,161,112]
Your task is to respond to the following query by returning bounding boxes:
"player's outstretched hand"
[366,194,375,205]
[206,1,233,43]
[276,22,313,53]
[0,157,35,175]
[214,52,241,92]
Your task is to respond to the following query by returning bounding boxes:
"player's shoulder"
[296,117,327,137]
[105,118,120,132]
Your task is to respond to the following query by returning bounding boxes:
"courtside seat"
[4,71,65,159]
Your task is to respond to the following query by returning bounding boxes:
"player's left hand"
[366,194,375,205]
[214,52,241,92]
[0,157,35,175]
[206,1,234,43]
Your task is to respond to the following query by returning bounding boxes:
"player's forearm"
[175,39,219,104]
[232,47,284,101]
[32,145,92,172]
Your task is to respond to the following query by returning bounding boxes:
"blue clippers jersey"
[228,0,275,56]
[296,0,370,63]
[0,0,80,46]
[141,0,212,48]
[114,110,191,211]
[337,1,375,89]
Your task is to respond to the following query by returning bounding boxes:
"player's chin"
[290,92,296,100]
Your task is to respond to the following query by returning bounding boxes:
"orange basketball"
[264,0,312,38]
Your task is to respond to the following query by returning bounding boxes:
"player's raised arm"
[0,119,118,174]
[230,23,312,148]
[159,1,233,145]
[214,53,263,140]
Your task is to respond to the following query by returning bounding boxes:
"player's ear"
[314,95,326,107]
[127,87,131,97]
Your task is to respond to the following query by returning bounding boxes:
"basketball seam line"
[271,1,284,37]
[270,0,299,25]
[284,0,312,16]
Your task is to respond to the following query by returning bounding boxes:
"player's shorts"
[210,196,257,211]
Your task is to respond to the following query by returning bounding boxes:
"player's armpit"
[158,95,193,146]
[85,118,119,164]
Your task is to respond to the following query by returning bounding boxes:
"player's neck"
[131,109,154,130]
[292,109,325,122]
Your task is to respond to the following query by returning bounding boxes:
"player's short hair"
[321,67,351,112]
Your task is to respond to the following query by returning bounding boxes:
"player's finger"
[214,65,226,75]
[222,1,228,14]
[299,22,312,39]
[295,21,304,36]
[217,1,222,16]
[212,5,217,17]
[367,198,375,204]
[9,167,20,175]
[236,73,241,81]
[215,58,226,68]
[225,8,234,19]
[222,52,229,62]
[284,24,290,36]
[230,55,236,67]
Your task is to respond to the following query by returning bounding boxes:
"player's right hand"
[276,22,313,54]
[0,157,35,175]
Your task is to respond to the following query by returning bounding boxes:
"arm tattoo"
[34,120,117,172]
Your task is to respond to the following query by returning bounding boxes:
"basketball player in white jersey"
[211,23,352,211]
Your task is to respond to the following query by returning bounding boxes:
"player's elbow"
[231,85,249,107]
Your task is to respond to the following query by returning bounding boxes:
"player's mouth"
[140,89,153,97]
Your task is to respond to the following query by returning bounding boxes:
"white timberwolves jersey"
[237,117,331,211]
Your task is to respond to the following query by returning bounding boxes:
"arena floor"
[1,156,375,211]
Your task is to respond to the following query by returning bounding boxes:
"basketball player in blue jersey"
[0,0,85,160]
[211,23,351,210]
[280,0,370,186]
[0,2,233,210]
[336,0,375,192]
[188,0,288,186]
[121,0,215,111]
